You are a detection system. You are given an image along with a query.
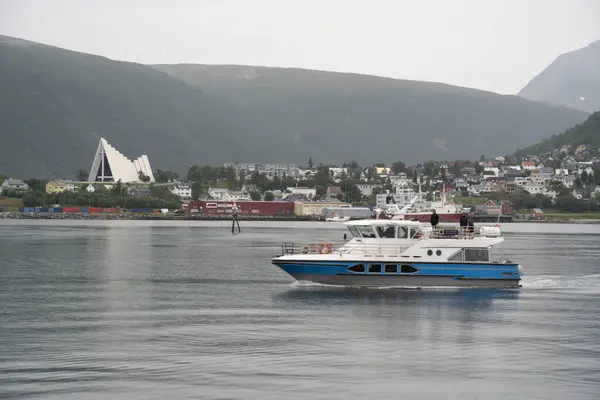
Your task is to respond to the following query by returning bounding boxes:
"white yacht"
[272,219,522,288]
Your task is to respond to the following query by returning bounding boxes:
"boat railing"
[425,224,502,240]
[279,242,412,256]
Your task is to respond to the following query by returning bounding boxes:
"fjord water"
[0,221,598,400]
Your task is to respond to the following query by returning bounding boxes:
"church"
[87,138,155,183]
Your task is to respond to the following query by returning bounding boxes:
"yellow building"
[294,201,351,216]
[376,167,391,176]
[46,180,76,194]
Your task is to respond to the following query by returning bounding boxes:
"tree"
[439,167,447,182]
[76,169,88,181]
[239,170,247,187]
[474,162,484,175]
[24,178,48,192]
[264,191,274,201]
[308,157,314,169]
[391,161,406,175]
[249,191,261,201]
[138,171,151,182]
[581,170,589,183]
[225,166,237,189]
[111,180,124,196]
[574,177,583,188]
[344,183,363,204]
[191,181,203,199]
[554,195,586,212]
[187,165,203,182]
[22,193,42,207]
[422,161,436,177]
[155,169,180,183]
[480,154,485,162]
[0,174,6,185]
[595,163,600,185]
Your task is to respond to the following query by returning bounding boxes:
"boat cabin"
[345,220,424,240]
[344,219,501,240]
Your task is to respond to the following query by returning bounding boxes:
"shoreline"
[0,212,322,221]
[1,212,600,224]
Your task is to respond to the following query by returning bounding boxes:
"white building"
[287,186,316,198]
[2,178,29,191]
[209,188,230,200]
[171,184,192,199]
[356,183,377,197]
[225,191,251,202]
[87,137,154,183]
[329,167,349,180]
[483,167,501,178]
[522,183,544,195]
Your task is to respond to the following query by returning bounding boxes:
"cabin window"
[384,264,397,273]
[436,250,442,256]
[397,226,409,239]
[357,225,377,238]
[368,264,382,273]
[410,228,422,239]
[427,250,433,256]
[347,225,360,238]
[376,225,396,238]
[348,264,365,272]
[464,248,490,262]
[400,264,419,273]
[448,250,463,262]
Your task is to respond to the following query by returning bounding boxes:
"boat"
[272,219,522,288]
[376,184,463,222]
[325,213,351,222]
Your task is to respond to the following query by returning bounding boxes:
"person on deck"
[459,212,469,238]
[467,215,474,235]
[430,210,439,226]
[430,210,440,237]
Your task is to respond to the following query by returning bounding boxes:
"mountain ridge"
[0,34,590,178]
[153,63,587,165]
[518,40,600,113]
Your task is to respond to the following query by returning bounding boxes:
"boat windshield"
[376,225,396,238]
[410,228,422,239]
[347,225,360,237]
[357,225,377,238]
[397,226,409,239]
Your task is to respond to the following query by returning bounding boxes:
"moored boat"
[325,213,351,222]
[272,219,522,288]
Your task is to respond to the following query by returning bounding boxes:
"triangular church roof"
[87,138,154,183]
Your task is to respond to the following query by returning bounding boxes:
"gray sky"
[1,0,599,94]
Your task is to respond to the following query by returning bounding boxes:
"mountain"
[0,34,590,178]
[515,111,600,157]
[153,64,587,166]
[518,41,600,113]
[0,35,256,179]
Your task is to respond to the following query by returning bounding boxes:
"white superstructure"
[87,138,155,183]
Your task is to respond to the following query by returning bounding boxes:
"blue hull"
[272,259,521,288]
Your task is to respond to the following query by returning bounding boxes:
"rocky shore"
[0,212,322,221]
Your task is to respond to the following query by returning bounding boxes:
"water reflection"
[274,287,520,341]
[274,286,520,308]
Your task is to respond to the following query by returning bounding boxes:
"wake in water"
[293,275,600,291]
[522,274,600,290]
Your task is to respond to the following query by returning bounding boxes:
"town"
[1,138,600,221]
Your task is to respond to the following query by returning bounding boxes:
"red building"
[476,200,514,216]
[188,200,294,216]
